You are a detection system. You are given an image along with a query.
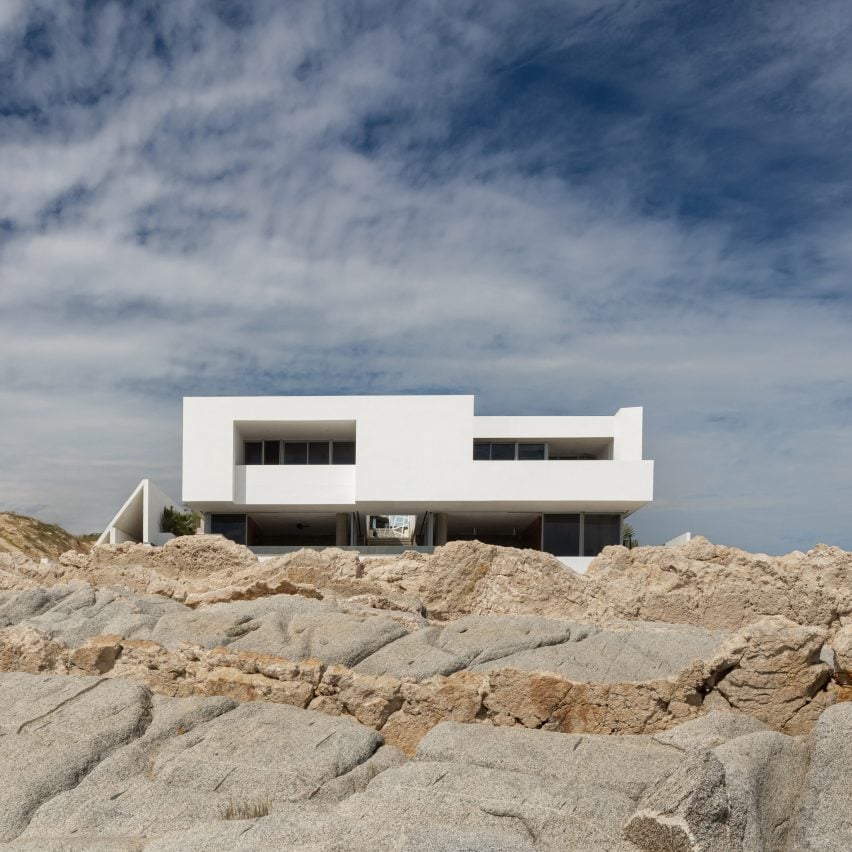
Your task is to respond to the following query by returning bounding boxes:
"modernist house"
[174,394,654,572]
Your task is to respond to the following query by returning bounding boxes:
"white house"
[176,394,654,572]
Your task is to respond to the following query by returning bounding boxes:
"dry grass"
[0,511,92,558]
[220,797,271,821]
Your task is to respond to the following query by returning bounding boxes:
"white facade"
[182,395,653,571]
[96,479,183,547]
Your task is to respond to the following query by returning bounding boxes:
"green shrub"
[160,506,200,537]
[622,523,638,549]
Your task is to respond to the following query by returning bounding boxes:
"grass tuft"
[220,798,271,821]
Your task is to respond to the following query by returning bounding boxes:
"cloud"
[0,0,850,552]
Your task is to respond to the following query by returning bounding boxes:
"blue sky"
[1,0,850,551]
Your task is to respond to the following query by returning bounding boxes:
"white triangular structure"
[96,479,184,546]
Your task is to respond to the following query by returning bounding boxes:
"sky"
[0,0,850,553]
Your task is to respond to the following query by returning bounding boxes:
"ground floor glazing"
[206,510,624,558]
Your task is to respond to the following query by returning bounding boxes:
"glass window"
[332,441,356,464]
[283,442,308,464]
[244,441,262,465]
[518,443,545,460]
[583,514,622,556]
[210,513,246,545]
[490,442,515,460]
[473,442,490,460]
[543,514,580,556]
[263,440,280,465]
[308,441,330,464]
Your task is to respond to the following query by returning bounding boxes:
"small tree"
[161,506,200,537]
[622,523,638,549]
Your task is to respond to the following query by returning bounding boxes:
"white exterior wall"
[558,556,595,573]
[183,395,477,509]
[182,396,653,514]
[613,407,644,461]
[472,415,617,441]
[355,395,473,503]
[97,479,183,546]
[234,464,356,508]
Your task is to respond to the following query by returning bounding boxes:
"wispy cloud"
[0,0,850,550]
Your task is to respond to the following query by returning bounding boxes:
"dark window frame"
[308,441,330,464]
[582,513,622,557]
[517,442,546,460]
[542,514,581,557]
[473,441,549,461]
[332,441,356,465]
[263,440,280,465]
[243,439,356,465]
[210,513,247,545]
[283,441,308,465]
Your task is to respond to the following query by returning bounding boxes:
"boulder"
[625,729,810,852]
[830,623,852,685]
[469,619,727,682]
[357,721,685,851]
[5,670,849,851]
[586,537,852,631]
[0,672,152,841]
[787,701,852,851]
[700,616,833,733]
[353,614,577,679]
[713,731,809,851]
[13,672,383,845]
[651,709,769,751]
[624,750,735,852]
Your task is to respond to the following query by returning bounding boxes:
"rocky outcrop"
[585,537,852,632]
[624,703,852,852]
[0,535,851,848]
[4,671,850,851]
[4,535,852,635]
[0,608,839,754]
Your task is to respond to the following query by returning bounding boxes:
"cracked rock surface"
[0,536,850,850]
[4,673,850,851]
[0,579,841,754]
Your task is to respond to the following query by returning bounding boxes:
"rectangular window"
[490,442,515,460]
[473,442,490,461]
[583,514,621,556]
[244,441,262,465]
[210,513,247,545]
[308,441,330,464]
[518,443,545,460]
[543,514,580,556]
[263,440,280,465]
[283,442,308,464]
[332,441,356,464]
